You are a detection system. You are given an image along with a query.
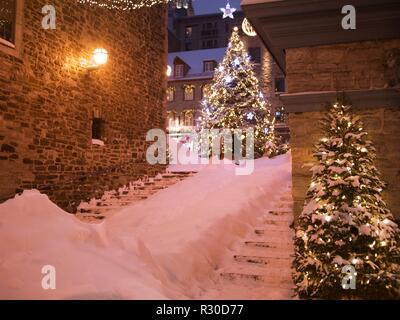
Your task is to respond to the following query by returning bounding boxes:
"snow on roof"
[168,47,227,78]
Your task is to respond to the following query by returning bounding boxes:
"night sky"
[193,0,242,15]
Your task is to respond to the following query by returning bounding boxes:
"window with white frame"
[203,60,214,72]
[183,85,195,101]
[175,64,184,78]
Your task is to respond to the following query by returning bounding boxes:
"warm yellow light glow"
[92,48,108,66]
[242,18,257,37]
[167,65,172,77]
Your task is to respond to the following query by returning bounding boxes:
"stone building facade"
[0,0,167,212]
[243,0,400,220]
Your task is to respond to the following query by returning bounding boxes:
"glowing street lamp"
[81,48,108,71]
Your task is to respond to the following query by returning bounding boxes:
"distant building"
[167,48,226,138]
[167,3,289,141]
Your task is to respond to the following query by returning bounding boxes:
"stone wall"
[286,39,400,220]
[286,39,400,93]
[0,0,167,212]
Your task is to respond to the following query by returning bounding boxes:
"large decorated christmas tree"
[200,27,276,158]
[294,103,400,299]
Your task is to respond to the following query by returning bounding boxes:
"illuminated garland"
[77,0,190,10]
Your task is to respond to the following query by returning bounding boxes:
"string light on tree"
[199,27,277,158]
[246,112,255,121]
[293,102,400,299]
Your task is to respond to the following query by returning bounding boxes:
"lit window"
[0,0,16,44]
[166,87,175,102]
[202,84,211,99]
[203,61,214,72]
[183,85,195,101]
[185,26,193,38]
[175,64,184,78]
[184,111,193,127]
[167,112,175,128]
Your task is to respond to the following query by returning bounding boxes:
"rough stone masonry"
[0,0,167,212]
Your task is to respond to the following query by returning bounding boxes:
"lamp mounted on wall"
[81,48,108,71]
[166,65,172,77]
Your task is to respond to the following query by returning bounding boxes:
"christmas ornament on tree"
[220,1,236,19]
[293,103,400,299]
[199,27,277,159]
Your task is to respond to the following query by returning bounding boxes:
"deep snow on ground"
[0,153,292,299]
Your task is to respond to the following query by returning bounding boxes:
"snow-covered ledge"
[281,88,400,113]
[91,139,105,147]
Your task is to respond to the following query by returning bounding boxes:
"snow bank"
[0,153,292,299]
[0,190,166,300]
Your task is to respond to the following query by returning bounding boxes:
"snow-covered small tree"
[200,27,276,158]
[294,103,400,299]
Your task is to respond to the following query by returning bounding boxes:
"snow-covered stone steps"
[201,284,295,300]
[236,245,294,258]
[219,190,295,292]
[244,240,292,249]
[268,210,292,216]
[254,227,287,235]
[110,195,149,200]
[220,265,293,288]
[76,171,197,223]
[233,255,292,268]
[262,218,291,226]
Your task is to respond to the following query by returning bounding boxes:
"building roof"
[168,47,227,81]
[242,0,400,72]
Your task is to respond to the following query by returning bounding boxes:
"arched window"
[201,84,211,99]
[166,87,175,102]
[183,84,195,101]
[167,111,177,128]
[183,110,194,127]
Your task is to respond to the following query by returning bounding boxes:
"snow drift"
[0,153,291,299]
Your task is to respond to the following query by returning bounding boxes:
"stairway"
[202,187,296,300]
[76,171,196,223]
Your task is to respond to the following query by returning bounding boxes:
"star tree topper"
[220,1,236,19]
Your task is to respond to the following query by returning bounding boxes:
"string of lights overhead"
[77,0,191,10]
